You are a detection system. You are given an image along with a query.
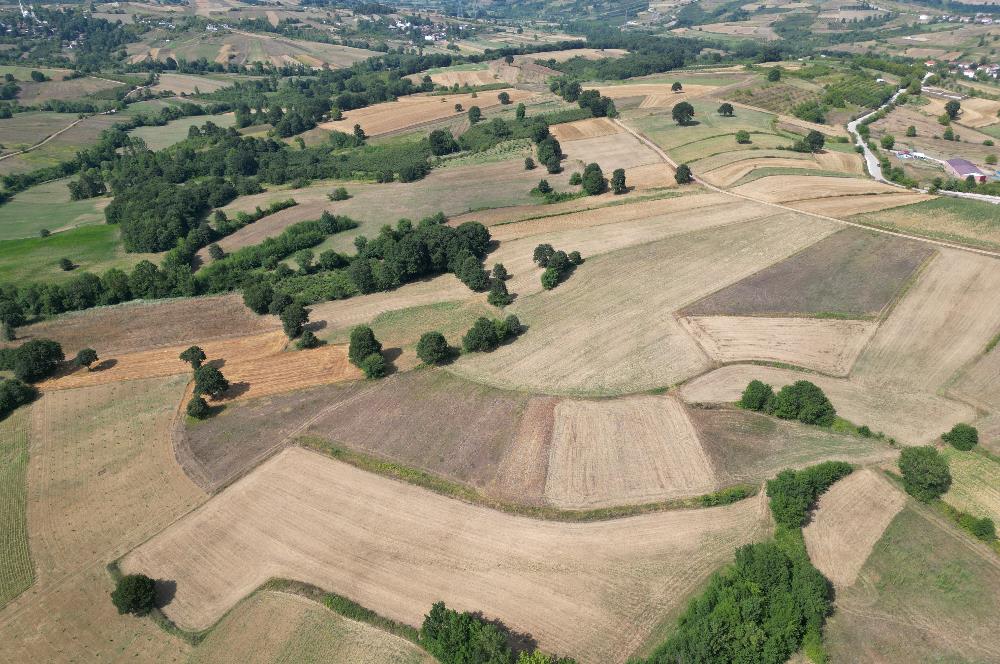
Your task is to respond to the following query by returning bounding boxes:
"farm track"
[615,118,1000,259]
[0,117,84,162]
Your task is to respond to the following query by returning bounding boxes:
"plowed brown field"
[122,447,772,663]
[803,469,906,588]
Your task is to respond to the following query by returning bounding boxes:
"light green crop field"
[0,407,33,610]
[0,179,107,241]
[129,112,236,150]
[0,223,157,284]
[850,196,1000,252]
[941,447,1000,524]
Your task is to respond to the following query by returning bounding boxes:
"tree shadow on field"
[207,358,226,369]
[471,612,537,657]
[382,347,402,375]
[304,319,327,333]
[222,381,250,399]
[92,358,117,372]
[154,579,177,608]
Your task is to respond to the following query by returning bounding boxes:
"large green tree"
[672,101,695,125]
[899,446,951,502]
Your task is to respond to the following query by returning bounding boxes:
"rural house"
[945,158,988,183]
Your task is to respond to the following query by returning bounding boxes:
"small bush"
[735,129,751,144]
[942,423,978,451]
[295,329,320,349]
[111,574,157,616]
[329,187,350,201]
[675,163,692,184]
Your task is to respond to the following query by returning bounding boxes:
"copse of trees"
[899,446,952,502]
[550,79,617,118]
[941,423,978,451]
[739,379,836,427]
[0,339,65,382]
[349,325,386,378]
[534,244,583,290]
[429,129,460,156]
[792,130,825,153]
[462,316,520,353]
[0,378,37,420]
[766,462,853,529]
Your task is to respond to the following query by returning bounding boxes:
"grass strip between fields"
[297,436,758,521]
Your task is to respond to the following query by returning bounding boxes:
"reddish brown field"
[8,294,280,356]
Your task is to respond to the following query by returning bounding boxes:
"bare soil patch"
[122,447,772,662]
[0,376,204,662]
[320,90,535,137]
[803,469,906,588]
[451,212,838,395]
[688,407,896,486]
[544,395,717,509]
[681,316,878,375]
[190,590,432,664]
[683,227,934,319]
[7,294,279,357]
[680,364,975,445]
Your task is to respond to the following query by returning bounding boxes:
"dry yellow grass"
[814,150,865,174]
[189,591,433,664]
[122,447,771,663]
[941,448,1000,525]
[151,73,229,95]
[625,162,678,190]
[731,175,899,203]
[593,83,717,108]
[549,117,623,142]
[320,89,535,137]
[679,364,975,445]
[790,192,934,216]
[40,331,361,402]
[543,395,717,508]
[700,157,823,188]
[0,376,204,661]
[925,96,1000,128]
[558,131,665,172]
[803,469,906,588]
[681,316,878,376]
[451,211,839,395]
[516,48,628,63]
[852,248,1000,395]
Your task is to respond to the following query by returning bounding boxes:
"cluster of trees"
[0,378,37,420]
[533,244,583,290]
[790,130,826,154]
[487,263,514,307]
[0,339,65,382]
[181,346,229,418]
[462,316,520,353]
[420,602,576,664]
[739,379,837,426]
[766,462,854,529]
[549,79,617,119]
[349,326,386,378]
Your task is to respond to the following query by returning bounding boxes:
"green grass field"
[129,112,236,150]
[0,179,107,241]
[850,196,1000,252]
[0,65,71,82]
[0,223,157,284]
[0,111,79,154]
[0,408,33,609]
[941,447,1000,523]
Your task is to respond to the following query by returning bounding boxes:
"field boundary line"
[614,119,1000,260]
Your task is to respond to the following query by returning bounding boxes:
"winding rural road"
[613,118,1000,259]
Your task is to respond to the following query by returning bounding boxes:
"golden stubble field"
[122,447,773,664]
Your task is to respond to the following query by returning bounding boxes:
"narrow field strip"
[0,408,34,608]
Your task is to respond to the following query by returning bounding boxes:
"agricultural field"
[940,448,1000,524]
[122,447,773,662]
[0,178,108,241]
[129,111,235,150]
[0,113,120,175]
[0,111,79,157]
[852,196,1000,251]
[14,76,121,105]
[0,408,32,609]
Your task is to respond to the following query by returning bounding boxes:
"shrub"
[541,267,559,290]
[498,91,511,105]
[966,515,996,542]
[767,67,782,82]
[329,187,351,201]
[59,257,74,271]
[533,244,555,267]
[421,601,514,664]
[187,395,210,419]
[416,331,450,365]
[295,329,319,349]
[10,339,64,382]
[524,156,535,170]
[487,278,513,306]
[675,163,692,184]
[359,352,387,378]
[429,129,459,156]
[905,125,916,137]
[349,325,382,366]
[766,461,853,529]
[568,251,582,265]
[804,130,825,152]
[735,129,751,144]
[880,134,895,150]
[207,243,225,260]
[987,154,998,166]
[739,379,774,411]
[569,172,582,186]
[468,106,482,124]
[111,574,157,616]
[535,179,552,194]
[74,348,98,370]
[179,345,206,369]
[193,365,229,399]
[942,423,978,451]
[899,446,951,502]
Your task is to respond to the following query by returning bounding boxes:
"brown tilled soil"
[175,369,544,497]
[688,407,896,486]
[7,294,280,356]
[121,447,772,662]
[682,227,934,318]
[803,469,906,588]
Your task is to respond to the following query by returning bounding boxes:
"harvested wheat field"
[731,175,899,204]
[949,343,1000,413]
[39,330,361,402]
[683,227,934,319]
[803,469,906,588]
[5,294,280,357]
[700,156,821,188]
[813,149,865,174]
[0,408,32,609]
[189,590,432,664]
[592,83,717,103]
[789,191,934,216]
[518,48,628,63]
[452,213,839,395]
[680,364,975,445]
[0,376,204,661]
[924,96,1000,129]
[421,69,497,87]
[681,316,878,375]
[852,248,1000,395]
[624,163,677,189]
[549,117,623,142]
[544,395,717,508]
[941,448,1000,524]
[151,73,230,95]
[688,408,896,486]
[558,131,665,173]
[122,447,772,663]
[487,195,780,300]
[320,89,535,137]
